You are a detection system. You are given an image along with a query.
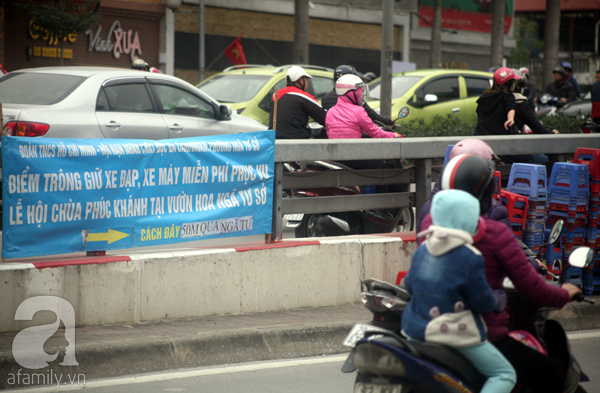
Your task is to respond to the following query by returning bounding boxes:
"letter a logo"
[12,296,79,369]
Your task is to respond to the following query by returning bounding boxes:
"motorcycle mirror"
[540,93,551,104]
[568,247,594,269]
[548,220,564,245]
[398,106,409,119]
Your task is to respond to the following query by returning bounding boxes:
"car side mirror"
[219,104,232,120]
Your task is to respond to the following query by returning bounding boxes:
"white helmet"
[335,74,368,97]
[286,66,312,82]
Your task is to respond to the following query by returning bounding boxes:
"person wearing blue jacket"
[402,189,516,393]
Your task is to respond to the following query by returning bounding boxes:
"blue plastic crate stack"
[546,162,589,290]
[573,148,600,295]
[506,164,547,253]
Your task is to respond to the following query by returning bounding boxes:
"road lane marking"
[567,330,600,340]
[5,354,349,391]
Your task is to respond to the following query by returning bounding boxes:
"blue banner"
[2,131,275,258]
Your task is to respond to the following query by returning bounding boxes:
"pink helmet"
[493,67,520,86]
[449,139,495,161]
[518,67,530,76]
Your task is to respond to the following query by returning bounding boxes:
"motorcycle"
[284,107,414,238]
[342,226,594,393]
[580,119,600,134]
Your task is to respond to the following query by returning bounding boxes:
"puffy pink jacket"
[325,95,395,139]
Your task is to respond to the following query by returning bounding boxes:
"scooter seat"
[405,340,486,390]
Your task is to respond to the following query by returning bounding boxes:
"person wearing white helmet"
[326,74,400,139]
[268,65,327,139]
[517,67,537,112]
[131,58,149,71]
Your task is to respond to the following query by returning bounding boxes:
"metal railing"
[267,134,600,242]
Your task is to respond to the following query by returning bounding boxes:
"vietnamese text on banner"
[1,130,275,258]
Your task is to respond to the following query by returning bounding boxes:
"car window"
[415,77,460,103]
[258,79,287,112]
[102,83,154,113]
[0,72,85,105]
[198,74,272,103]
[153,84,215,119]
[465,77,492,97]
[311,76,334,100]
[369,76,422,100]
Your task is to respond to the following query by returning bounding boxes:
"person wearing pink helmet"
[416,139,510,233]
[420,155,581,393]
[475,67,519,136]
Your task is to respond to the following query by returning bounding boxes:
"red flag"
[223,36,247,66]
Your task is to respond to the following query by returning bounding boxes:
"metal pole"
[414,159,431,220]
[380,0,394,119]
[266,162,284,244]
[199,0,205,83]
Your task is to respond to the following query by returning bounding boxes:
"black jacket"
[513,93,553,135]
[321,90,392,125]
[522,82,537,112]
[545,80,576,103]
[475,91,516,136]
[268,84,327,139]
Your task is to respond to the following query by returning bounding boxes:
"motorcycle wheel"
[393,207,415,232]
[295,213,323,238]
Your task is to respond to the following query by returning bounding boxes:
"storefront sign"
[86,20,143,61]
[29,20,77,46]
[29,47,74,59]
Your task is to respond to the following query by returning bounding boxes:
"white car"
[0,66,268,230]
[0,66,268,140]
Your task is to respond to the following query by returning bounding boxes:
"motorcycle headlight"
[353,343,406,377]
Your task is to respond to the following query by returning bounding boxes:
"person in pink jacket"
[326,74,401,139]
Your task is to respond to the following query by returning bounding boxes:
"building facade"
[0,0,166,73]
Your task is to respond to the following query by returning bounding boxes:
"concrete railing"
[269,134,600,241]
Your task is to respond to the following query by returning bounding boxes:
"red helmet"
[449,139,495,161]
[494,67,520,86]
[441,154,495,200]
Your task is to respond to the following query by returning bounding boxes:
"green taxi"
[367,69,493,124]
[197,65,334,126]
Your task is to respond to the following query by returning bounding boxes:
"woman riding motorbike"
[420,154,581,393]
[326,74,404,193]
[416,139,510,233]
[326,74,401,139]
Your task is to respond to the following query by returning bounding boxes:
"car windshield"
[199,74,272,103]
[369,76,423,100]
[0,72,86,105]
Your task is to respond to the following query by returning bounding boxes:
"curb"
[0,322,354,390]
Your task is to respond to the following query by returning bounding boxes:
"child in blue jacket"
[401,189,516,393]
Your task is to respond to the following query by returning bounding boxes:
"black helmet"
[363,72,376,82]
[441,154,495,200]
[552,66,566,77]
[334,65,357,82]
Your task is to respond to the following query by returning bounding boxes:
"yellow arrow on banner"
[87,229,131,244]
